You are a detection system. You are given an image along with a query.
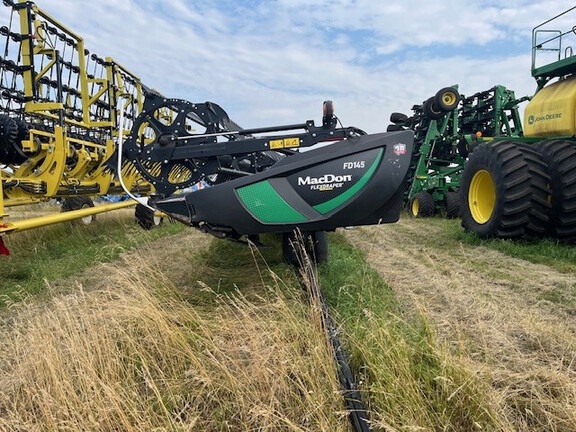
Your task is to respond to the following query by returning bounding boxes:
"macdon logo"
[297,174,353,191]
[298,174,352,186]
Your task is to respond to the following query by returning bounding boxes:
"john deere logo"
[528,112,562,125]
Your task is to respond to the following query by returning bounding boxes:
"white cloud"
[0,0,569,133]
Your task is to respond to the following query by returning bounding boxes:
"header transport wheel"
[61,197,96,226]
[460,141,533,238]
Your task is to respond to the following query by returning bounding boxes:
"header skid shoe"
[154,130,414,239]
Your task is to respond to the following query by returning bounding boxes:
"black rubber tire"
[409,192,435,217]
[460,141,532,238]
[535,140,576,242]
[10,118,31,164]
[386,124,404,132]
[282,230,328,267]
[61,196,94,211]
[323,100,334,118]
[445,191,460,219]
[390,112,408,124]
[434,87,460,112]
[422,97,443,120]
[135,203,163,230]
[61,196,96,225]
[457,138,479,159]
[513,142,551,237]
[0,114,18,164]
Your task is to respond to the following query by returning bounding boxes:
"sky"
[3,0,574,133]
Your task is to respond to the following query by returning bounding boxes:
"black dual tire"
[386,124,404,132]
[423,97,444,120]
[460,140,550,238]
[513,143,550,237]
[457,138,479,159]
[423,87,461,120]
[409,192,435,217]
[0,115,35,165]
[282,230,328,267]
[445,191,460,219]
[535,140,576,242]
[11,119,33,164]
[0,114,18,164]
[434,87,460,112]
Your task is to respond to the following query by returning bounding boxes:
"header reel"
[122,94,365,197]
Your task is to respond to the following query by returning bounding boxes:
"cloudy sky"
[4,1,574,132]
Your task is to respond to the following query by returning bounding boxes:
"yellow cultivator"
[0,0,158,253]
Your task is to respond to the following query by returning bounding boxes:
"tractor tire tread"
[536,140,576,241]
[460,141,532,238]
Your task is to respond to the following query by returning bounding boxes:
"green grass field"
[0,212,574,431]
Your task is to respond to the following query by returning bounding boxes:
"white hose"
[117,99,155,211]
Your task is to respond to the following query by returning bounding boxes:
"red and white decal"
[393,143,407,155]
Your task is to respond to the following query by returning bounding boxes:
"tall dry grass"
[344,219,576,431]
[319,235,511,431]
[0,254,347,431]
[0,225,544,432]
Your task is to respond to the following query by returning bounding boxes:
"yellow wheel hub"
[469,169,496,224]
[411,198,419,216]
[442,91,457,107]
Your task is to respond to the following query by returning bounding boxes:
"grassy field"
[345,216,576,432]
[0,211,574,431]
[0,206,186,304]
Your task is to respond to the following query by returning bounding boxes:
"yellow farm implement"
[0,0,158,253]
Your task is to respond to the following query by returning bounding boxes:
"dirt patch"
[344,219,576,431]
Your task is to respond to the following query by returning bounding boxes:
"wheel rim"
[469,170,495,224]
[80,204,94,225]
[442,91,457,107]
[411,198,419,216]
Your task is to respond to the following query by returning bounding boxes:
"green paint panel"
[237,180,308,224]
[313,149,383,214]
